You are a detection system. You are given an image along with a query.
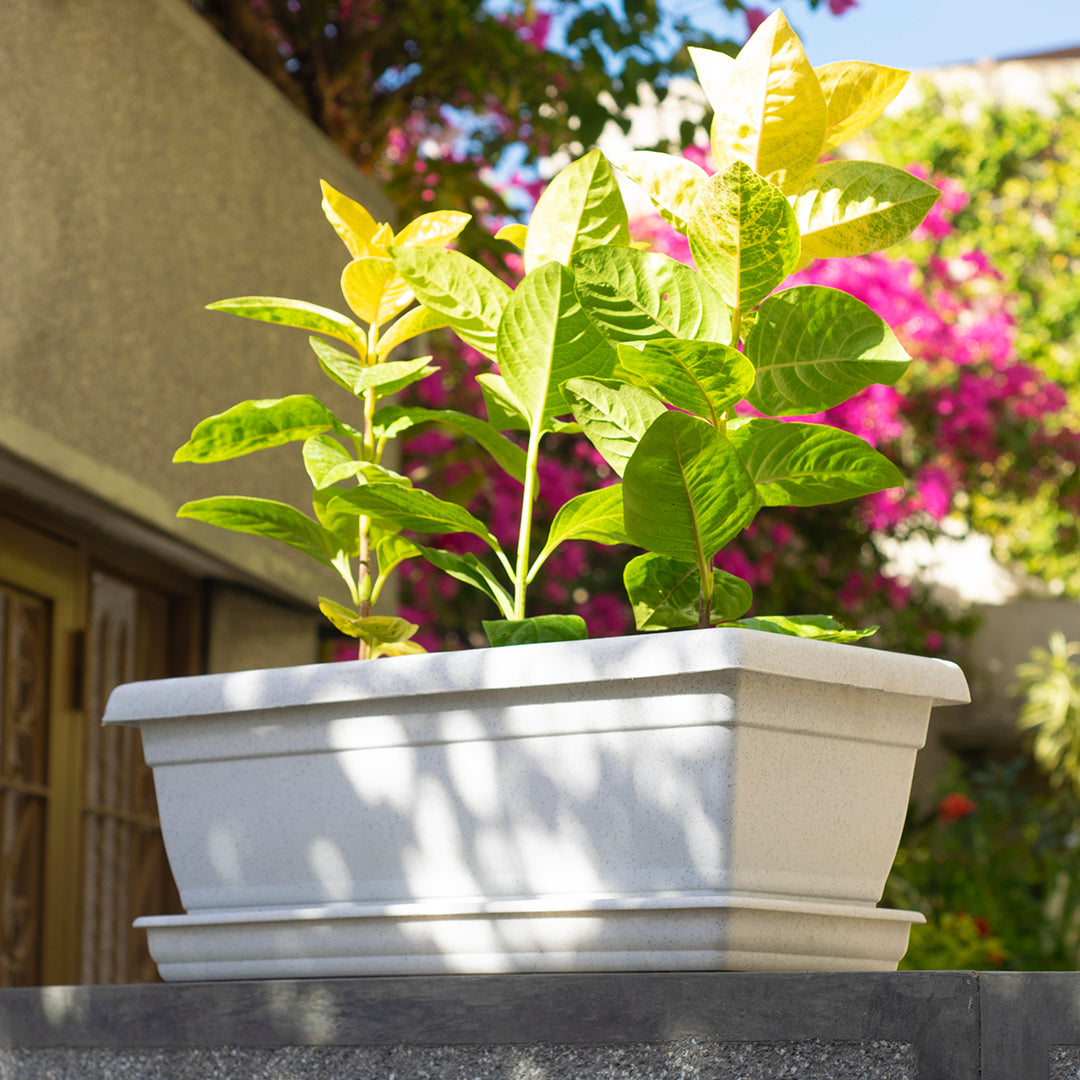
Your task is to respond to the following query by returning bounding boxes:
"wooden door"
[0,512,194,984]
[0,517,85,985]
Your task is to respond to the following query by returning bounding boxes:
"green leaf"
[304,439,410,491]
[694,12,826,190]
[611,151,709,231]
[477,375,582,436]
[728,419,904,506]
[374,531,422,579]
[312,481,409,556]
[745,285,911,416]
[418,546,514,619]
[615,339,754,428]
[173,396,355,463]
[572,246,731,346]
[482,615,589,647]
[327,484,502,551]
[497,260,617,427]
[340,256,413,327]
[721,614,878,643]
[622,411,760,564]
[309,338,437,398]
[623,553,752,631]
[788,161,940,261]
[302,434,352,488]
[477,373,530,431]
[561,377,666,477]
[390,246,512,361]
[524,149,630,273]
[815,62,909,154]
[318,601,426,657]
[688,162,801,314]
[532,485,629,576]
[207,296,364,355]
[376,304,449,360]
[177,496,339,567]
[372,405,527,483]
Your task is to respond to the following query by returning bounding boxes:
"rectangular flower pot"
[103,628,969,980]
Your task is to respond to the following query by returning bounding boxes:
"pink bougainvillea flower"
[828,0,858,13]
[938,792,977,823]
[744,7,769,35]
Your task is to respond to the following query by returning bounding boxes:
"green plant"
[175,11,941,652]
[173,187,497,658]
[1013,632,1080,795]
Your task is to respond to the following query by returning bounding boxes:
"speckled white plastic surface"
[104,628,968,978]
[137,894,924,980]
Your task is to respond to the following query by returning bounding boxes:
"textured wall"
[0,0,392,603]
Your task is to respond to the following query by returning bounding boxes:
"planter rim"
[104,627,969,725]
[135,892,925,927]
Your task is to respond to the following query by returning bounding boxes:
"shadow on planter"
[102,628,969,979]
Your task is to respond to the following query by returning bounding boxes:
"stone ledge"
[2,971,1076,1078]
[0,972,981,1078]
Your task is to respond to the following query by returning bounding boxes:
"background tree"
[190,0,846,253]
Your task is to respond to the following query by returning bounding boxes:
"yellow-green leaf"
[495,223,528,249]
[394,210,471,249]
[613,151,709,232]
[206,296,365,355]
[688,162,800,313]
[700,11,826,191]
[816,62,909,153]
[320,180,380,258]
[174,396,355,462]
[376,305,448,360]
[390,246,511,361]
[179,497,340,567]
[371,223,394,251]
[341,257,413,327]
[687,46,735,116]
[788,161,939,261]
[524,149,629,273]
[318,601,425,656]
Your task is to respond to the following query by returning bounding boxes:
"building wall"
[0,0,393,612]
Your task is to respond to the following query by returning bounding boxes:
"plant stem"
[512,423,544,620]
[730,306,742,347]
[697,548,715,629]
[354,324,381,660]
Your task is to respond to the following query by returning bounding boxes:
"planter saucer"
[138,892,923,980]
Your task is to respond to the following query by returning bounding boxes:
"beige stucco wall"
[0,0,393,606]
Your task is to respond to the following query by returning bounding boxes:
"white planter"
[103,628,968,980]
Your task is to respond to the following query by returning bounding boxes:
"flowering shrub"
[859,90,1080,593]
[886,759,1080,970]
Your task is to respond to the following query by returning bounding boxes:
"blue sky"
[721,0,1080,69]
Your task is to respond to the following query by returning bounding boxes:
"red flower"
[938,792,976,823]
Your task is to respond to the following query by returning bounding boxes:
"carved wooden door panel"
[0,517,84,985]
[80,571,181,984]
[0,513,192,985]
